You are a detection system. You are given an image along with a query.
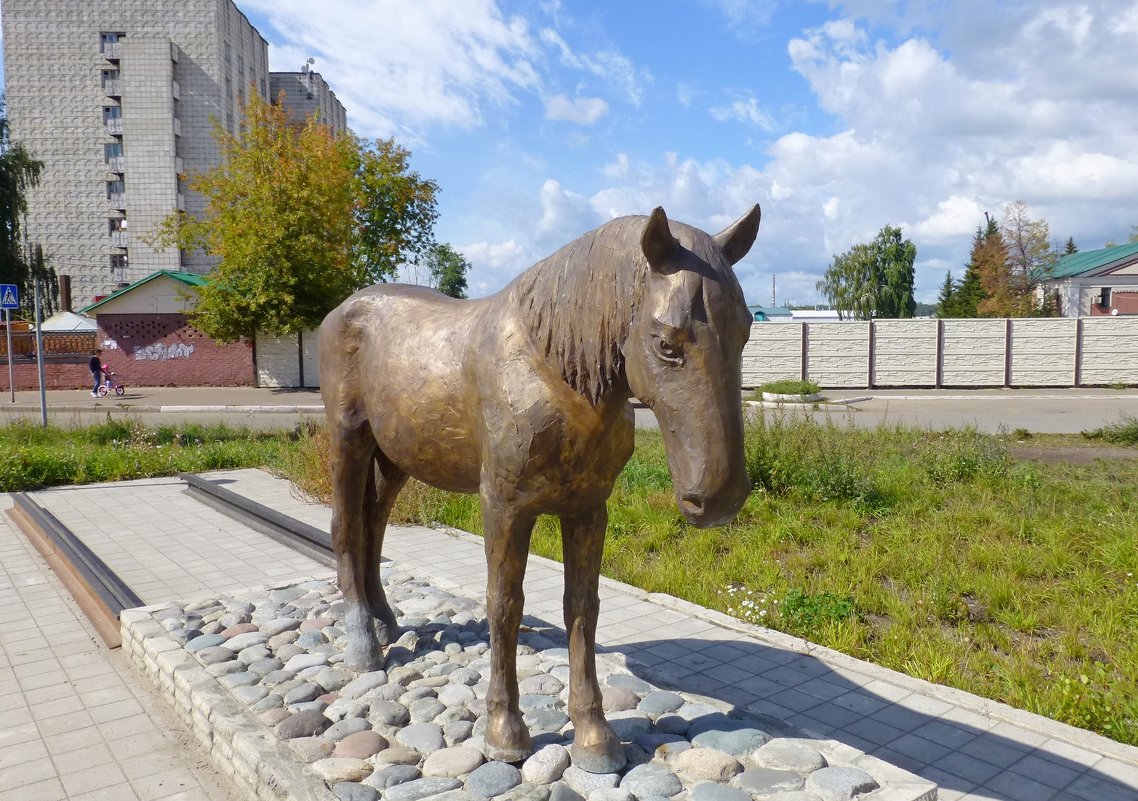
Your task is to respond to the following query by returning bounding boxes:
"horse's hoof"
[483,742,532,764]
[570,739,626,774]
[375,622,401,647]
[344,641,383,673]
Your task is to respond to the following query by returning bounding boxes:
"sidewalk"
[13,468,1138,801]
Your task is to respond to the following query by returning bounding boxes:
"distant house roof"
[80,271,207,313]
[40,311,97,332]
[748,305,793,321]
[1049,242,1138,280]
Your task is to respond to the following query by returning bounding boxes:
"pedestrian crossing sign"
[0,284,17,310]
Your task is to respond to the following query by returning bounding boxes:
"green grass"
[755,378,822,396]
[288,411,1138,746]
[1083,414,1138,445]
[0,417,300,491]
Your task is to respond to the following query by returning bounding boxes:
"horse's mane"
[512,217,648,404]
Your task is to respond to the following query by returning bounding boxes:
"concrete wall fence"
[256,317,1138,391]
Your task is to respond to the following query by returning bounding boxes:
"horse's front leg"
[330,426,383,673]
[562,505,626,774]
[481,494,535,763]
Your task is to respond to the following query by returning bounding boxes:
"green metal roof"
[1050,242,1138,279]
[80,271,206,313]
[748,305,793,320]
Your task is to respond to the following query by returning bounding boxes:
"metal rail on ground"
[6,493,143,647]
[178,472,335,568]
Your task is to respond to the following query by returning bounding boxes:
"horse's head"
[624,205,759,528]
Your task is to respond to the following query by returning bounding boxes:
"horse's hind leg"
[329,422,383,672]
[562,504,625,773]
[362,451,407,645]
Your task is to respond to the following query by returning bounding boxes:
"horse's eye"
[654,337,684,365]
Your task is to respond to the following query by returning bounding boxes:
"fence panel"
[1010,318,1077,386]
[0,331,96,359]
[941,319,1006,386]
[1080,316,1138,385]
[741,324,801,387]
[872,320,938,386]
[301,330,321,388]
[806,322,870,387]
[254,331,301,388]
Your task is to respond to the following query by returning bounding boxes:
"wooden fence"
[0,331,96,360]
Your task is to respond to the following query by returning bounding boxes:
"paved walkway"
[7,468,1138,801]
[0,497,240,801]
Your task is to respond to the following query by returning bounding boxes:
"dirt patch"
[1008,444,1138,464]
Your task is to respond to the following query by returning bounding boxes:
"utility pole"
[771,274,777,308]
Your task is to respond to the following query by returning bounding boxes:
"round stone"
[734,767,804,795]
[374,746,423,766]
[410,697,446,723]
[561,766,620,795]
[384,777,463,801]
[421,746,485,778]
[371,700,411,727]
[252,694,284,713]
[225,631,269,651]
[672,749,742,783]
[312,758,374,784]
[333,782,380,801]
[396,723,445,754]
[285,653,330,673]
[519,694,560,712]
[605,675,653,694]
[341,671,388,699]
[805,767,878,801]
[196,646,236,665]
[522,744,571,785]
[524,709,570,733]
[467,761,522,798]
[277,644,306,662]
[550,782,584,801]
[688,783,751,801]
[300,616,334,632]
[449,667,481,686]
[443,720,474,745]
[326,698,370,722]
[689,724,770,756]
[263,617,302,636]
[601,686,640,712]
[499,782,552,801]
[260,708,290,726]
[335,730,388,759]
[208,660,246,678]
[437,684,476,707]
[220,671,260,689]
[591,790,635,801]
[637,691,683,717]
[324,718,370,742]
[366,764,422,790]
[607,711,652,740]
[277,709,330,739]
[285,682,322,705]
[249,657,284,677]
[234,685,269,705]
[619,764,683,799]
[654,715,688,736]
[221,622,258,639]
[751,739,827,773]
[185,634,226,652]
[316,667,354,692]
[519,674,564,696]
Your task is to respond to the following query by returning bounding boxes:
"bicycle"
[97,370,126,397]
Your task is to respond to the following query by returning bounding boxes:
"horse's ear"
[713,204,762,266]
[642,207,680,273]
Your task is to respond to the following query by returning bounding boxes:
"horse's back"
[319,284,491,491]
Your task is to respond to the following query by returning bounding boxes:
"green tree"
[426,243,470,299]
[975,202,1056,317]
[816,225,916,319]
[352,137,439,283]
[0,95,45,315]
[1063,236,1078,255]
[161,94,439,342]
[935,271,958,318]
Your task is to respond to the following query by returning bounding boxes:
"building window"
[104,142,123,161]
[101,69,120,88]
[225,42,231,62]
[238,54,244,79]
[1099,287,1112,308]
[109,217,127,233]
[107,177,125,198]
[99,32,123,52]
[103,105,121,121]
[110,254,128,272]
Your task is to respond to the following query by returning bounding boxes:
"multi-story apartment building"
[1,0,347,306]
[271,67,348,133]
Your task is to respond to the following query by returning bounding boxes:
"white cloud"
[709,96,775,131]
[544,94,609,125]
[538,28,648,105]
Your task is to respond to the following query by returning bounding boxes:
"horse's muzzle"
[677,479,750,528]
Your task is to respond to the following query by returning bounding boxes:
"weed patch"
[1083,415,1138,446]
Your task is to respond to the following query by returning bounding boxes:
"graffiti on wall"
[134,342,194,361]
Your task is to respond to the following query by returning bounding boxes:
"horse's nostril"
[680,494,705,516]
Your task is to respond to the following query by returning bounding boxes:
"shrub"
[780,589,857,633]
[1083,415,1138,446]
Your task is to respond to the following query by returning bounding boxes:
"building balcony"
[175,156,184,174]
[102,42,120,60]
[172,80,180,100]
[103,79,121,97]
[106,156,125,173]
[108,193,126,210]
[176,193,186,211]
[105,118,123,136]
[173,117,181,137]
[111,231,130,248]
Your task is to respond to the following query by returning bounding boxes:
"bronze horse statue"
[319,205,759,773]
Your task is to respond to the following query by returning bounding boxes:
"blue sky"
[14,0,1138,306]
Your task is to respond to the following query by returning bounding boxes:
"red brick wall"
[96,313,254,387]
[2,362,93,391]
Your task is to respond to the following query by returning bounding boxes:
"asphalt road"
[1,385,1136,435]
